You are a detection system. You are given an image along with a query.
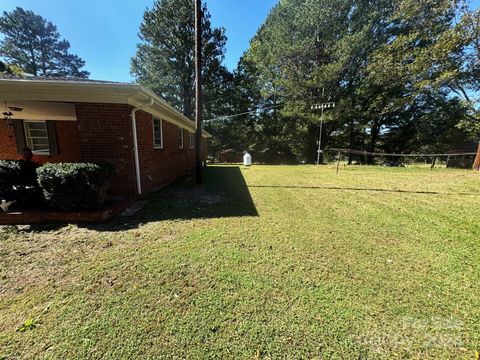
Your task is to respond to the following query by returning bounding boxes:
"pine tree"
[0,7,89,78]
[131,0,229,119]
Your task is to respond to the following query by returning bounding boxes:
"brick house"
[0,78,208,196]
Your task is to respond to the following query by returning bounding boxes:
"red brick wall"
[136,110,198,193]
[0,120,81,163]
[0,103,208,197]
[75,103,137,195]
[0,121,18,160]
[74,104,207,196]
[46,121,81,163]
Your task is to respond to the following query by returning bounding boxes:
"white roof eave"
[0,79,211,137]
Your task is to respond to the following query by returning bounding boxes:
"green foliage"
[205,56,262,155]
[212,0,479,162]
[0,7,89,78]
[36,162,114,210]
[0,160,40,206]
[131,0,231,120]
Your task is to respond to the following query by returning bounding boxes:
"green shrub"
[36,162,115,210]
[0,160,40,206]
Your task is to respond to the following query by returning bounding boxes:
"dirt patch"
[173,187,225,206]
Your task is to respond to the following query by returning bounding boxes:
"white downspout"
[131,97,154,195]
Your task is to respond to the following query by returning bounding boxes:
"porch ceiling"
[1,100,77,121]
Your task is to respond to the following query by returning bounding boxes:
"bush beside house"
[0,161,114,211]
[36,162,114,210]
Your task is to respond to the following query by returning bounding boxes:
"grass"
[0,164,479,359]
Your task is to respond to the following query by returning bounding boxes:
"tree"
[244,0,397,162]
[205,55,262,156]
[456,7,480,139]
[0,7,89,78]
[131,0,230,120]
[231,0,478,163]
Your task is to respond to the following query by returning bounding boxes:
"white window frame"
[24,120,50,155]
[178,127,184,149]
[189,132,195,149]
[153,118,163,149]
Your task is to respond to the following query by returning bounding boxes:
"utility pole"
[316,107,324,165]
[194,0,203,184]
[311,101,335,165]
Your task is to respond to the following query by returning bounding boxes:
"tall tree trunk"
[307,124,318,163]
[367,119,380,165]
[473,141,480,171]
[318,122,324,164]
[348,118,355,165]
[194,0,203,184]
[361,128,367,164]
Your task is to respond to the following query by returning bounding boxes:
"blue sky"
[2,0,479,82]
[1,0,278,82]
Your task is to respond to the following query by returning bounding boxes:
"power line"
[204,93,336,123]
[204,103,284,123]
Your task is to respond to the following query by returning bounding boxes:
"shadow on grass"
[11,166,257,233]
[248,185,476,196]
[138,165,259,221]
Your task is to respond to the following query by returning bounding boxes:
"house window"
[24,121,50,154]
[153,118,163,149]
[189,132,195,149]
[178,127,184,149]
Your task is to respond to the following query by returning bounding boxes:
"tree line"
[131,0,479,163]
[1,2,478,164]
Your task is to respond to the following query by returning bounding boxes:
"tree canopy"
[0,7,89,78]
[131,0,231,120]
[206,0,479,163]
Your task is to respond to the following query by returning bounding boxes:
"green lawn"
[1,165,479,359]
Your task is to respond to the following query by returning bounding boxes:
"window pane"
[31,138,49,145]
[153,119,162,148]
[27,122,47,130]
[31,142,49,152]
[25,121,50,154]
[33,145,49,152]
[29,129,48,137]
